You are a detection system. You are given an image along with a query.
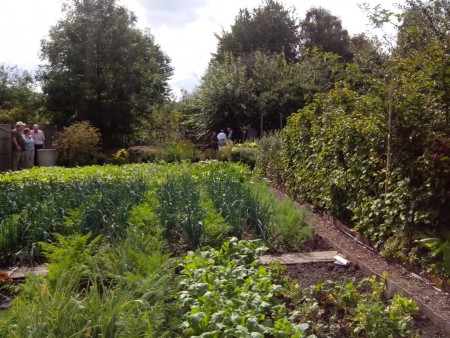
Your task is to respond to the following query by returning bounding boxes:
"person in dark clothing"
[210,131,218,150]
[227,127,237,142]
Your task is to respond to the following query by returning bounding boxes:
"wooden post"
[260,112,264,138]
[0,124,12,171]
[386,87,393,194]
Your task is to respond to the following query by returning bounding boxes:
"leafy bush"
[125,141,200,164]
[216,141,258,168]
[230,143,258,168]
[255,132,286,186]
[53,121,101,166]
[125,146,167,163]
[166,140,200,162]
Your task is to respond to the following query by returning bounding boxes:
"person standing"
[23,128,35,168]
[31,124,45,166]
[217,129,227,151]
[210,131,218,151]
[227,127,237,142]
[11,121,26,171]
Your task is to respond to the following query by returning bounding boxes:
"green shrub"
[166,140,200,162]
[125,141,200,163]
[126,146,167,163]
[230,143,258,169]
[254,132,286,185]
[53,121,101,166]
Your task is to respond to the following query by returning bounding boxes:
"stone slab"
[2,266,48,280]
[259,251,339,265]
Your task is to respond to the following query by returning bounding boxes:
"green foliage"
[213,0,300,63]
[200,195,231,247]
[53,121,101,166]
[166,140,200,163]
[184,54,253,141]
[300,7,353,61]
[352,276,419,337]
[252,52,311,130]
[178,240,419,337]
[280,86,385,222]
[255,132,286,185]
[0,185,180,337]
[0,64,45,124]
[0,163,423,336]
[124,140,201,164]
[250,0,450,278]
[287,273,418,337]
[0,164,154,263]
[204,175,257,240]
[416,227,450,278]
[39,232,101,287]
[178,238,307,337]
[127,103,184,146]
[39,0,173,147]
[220,141,258,169]
[249,182,313,251]
[156,174,204,248]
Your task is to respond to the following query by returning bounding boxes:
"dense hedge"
[256,84,450,278]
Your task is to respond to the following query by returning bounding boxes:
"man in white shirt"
[217,129,227,151]
[31,124,45,166]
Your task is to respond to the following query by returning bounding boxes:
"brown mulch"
[270,187,449,337]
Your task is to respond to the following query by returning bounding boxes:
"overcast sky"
[0,0,399,97]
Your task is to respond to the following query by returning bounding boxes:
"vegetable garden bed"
[0,162,443,337]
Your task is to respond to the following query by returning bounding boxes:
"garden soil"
[271,188,450,337]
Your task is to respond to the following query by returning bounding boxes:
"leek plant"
[156,174,204,248]
[0,174,149,263]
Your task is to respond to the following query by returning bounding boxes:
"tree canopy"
[0,65,43,124]
[39,0,173,147]
[300,7,352,61]
[214,0,300,63]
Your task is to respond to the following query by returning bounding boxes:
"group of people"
[11,121,45,171]
[210,127,234,151]
[210,126,258,151]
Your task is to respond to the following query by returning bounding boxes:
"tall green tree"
[251,52,311,133]
[300,7,353,61]
[184,54,253,141]
[214,0,300,63]
[39,0,173,147]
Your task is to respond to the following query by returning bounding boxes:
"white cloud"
[0,0,61,68]
[0,0,399,98]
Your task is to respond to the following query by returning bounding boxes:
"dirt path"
[268,186,450,336]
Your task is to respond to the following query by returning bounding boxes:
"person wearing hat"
[11,121,26,171]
